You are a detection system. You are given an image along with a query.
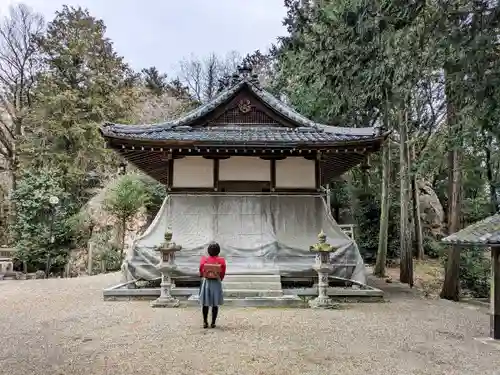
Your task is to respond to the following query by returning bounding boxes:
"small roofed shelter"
[443,214,500,340]
[99,65,389,286]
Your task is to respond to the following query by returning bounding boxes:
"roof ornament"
[222,63,261,88]
[238,62,252,78]
[217,74,231,93]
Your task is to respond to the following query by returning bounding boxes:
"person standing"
[199,242,226,328]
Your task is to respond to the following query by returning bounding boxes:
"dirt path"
[0,273,498,375]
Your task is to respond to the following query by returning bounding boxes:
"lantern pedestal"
[151,269,180,308]
[309,255,336,309]
[150,229,182,308]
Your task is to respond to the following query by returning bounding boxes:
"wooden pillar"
[167,154,174,191]
[491,246,500,340]
[270,159,276,192]
[213,158,219,191]
[315,152,321,192]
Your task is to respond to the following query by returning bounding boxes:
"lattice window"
[212,106,278,125]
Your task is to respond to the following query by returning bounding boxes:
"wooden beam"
[492,246,500,340]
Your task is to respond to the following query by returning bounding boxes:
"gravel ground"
[0,273,499,375]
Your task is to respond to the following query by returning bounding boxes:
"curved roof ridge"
[248,85,376,136]
[102,81,245,134]
[102,74,378,137]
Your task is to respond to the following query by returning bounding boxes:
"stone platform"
[103,273,384,306]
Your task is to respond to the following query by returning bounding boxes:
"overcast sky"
[0,0,287,76]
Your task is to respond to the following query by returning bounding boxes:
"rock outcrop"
[417,179,445,239]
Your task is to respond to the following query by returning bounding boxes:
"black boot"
[202,306,209,328]
[211,306,219,328]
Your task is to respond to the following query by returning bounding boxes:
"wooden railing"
[339,224,356,241]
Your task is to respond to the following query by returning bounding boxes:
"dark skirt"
[199,278,224,307]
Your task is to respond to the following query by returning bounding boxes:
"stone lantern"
[309,230,338,308]
[150,228,182,308]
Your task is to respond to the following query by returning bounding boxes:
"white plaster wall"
[219,156,270,181]
[276,158,316,189]
[173,157,213,188]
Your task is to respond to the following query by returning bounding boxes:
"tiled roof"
[103,125,378,145]
[101,66,381,143]
[442,214,500,246]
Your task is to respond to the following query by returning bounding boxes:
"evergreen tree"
[22,5,137,201]
[141,66,168,96]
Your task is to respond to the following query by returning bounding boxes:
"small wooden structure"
[443,214,500,340]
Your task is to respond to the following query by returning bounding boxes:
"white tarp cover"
[123,194,367,283]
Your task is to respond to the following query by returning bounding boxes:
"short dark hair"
[207,242,221,256]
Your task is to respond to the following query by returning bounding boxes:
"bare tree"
[177,51,241,103]
[130,86,192,124]
[0,3,44,192]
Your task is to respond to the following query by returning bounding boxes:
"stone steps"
[222,289,284,298]
[223,274,281,283]
[194,273,285,300]
[222,273,283,298]
[187,294,304,308]
[222,282,282,290]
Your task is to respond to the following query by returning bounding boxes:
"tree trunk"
[360,169,369,191]
[87,241,94,275]
[411,146,424,259]
[45,254,51,278]
[120,218,127,260]
[440,145,462,301]
[6,155,17,245]
[399,107,414,286]
[485,135,498,214]
[374,140,391,277]
[65,257,71,278]
[440,71,462,301]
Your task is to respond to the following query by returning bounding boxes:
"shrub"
[459,247,490,298]
[11,169,76,273]
[353,188,400,263]
[423,237,446,258]
[104,174,150,258]
[441,245,491,298]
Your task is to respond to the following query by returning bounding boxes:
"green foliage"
[11,169,76,272]
[22,5,137,194]
[441,246,491,299]
[353,189,380,262]
[423,237,446,259]
[329,179,350,221]
[93,229,121,273]
[353,187,400,263]
[84,229,121,274]
[104,174,150,222]
[136,174,167,217]
[458,248,491,299]
[141,66,169,96]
